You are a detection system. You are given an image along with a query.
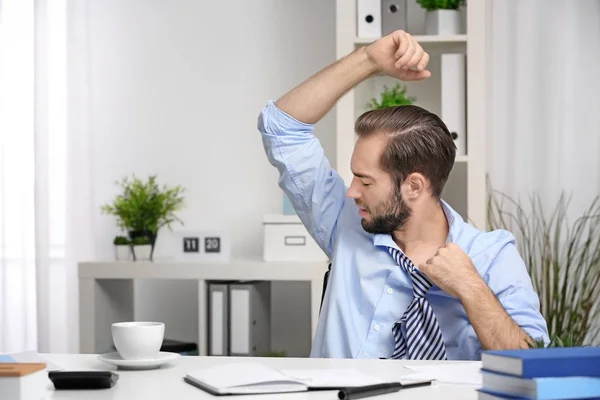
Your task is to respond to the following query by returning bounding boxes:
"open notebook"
[183,363,431,396]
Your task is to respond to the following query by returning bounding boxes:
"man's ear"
[404,173,427,199]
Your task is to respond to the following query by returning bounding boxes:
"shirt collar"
[372,199,463,249]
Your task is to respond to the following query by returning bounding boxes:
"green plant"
[113,236,130,245]
[486,177,600,346]
[529,332,580,349]
[131,236,151,246]
[416,0,465,11]
[367,83,415,110]
[101,175,185,235]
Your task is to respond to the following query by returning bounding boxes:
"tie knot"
[387,247,433,298]
[410,269,433,298]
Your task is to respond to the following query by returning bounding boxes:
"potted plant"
[113,235,131,261]
[487,177,600,346]
[367,83,415,110]
[101,174,185,261]
[131,236,152,261]
[417,0,465,35]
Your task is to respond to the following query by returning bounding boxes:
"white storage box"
[262,214,329,262]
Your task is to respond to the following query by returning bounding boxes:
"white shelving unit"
[78,260,328,356]
[335,0,489,229]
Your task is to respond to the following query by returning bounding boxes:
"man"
[257,30,549,360]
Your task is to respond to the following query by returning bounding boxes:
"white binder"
[381,0,407,36]
[207,283,229,356]
[228,282,271,357]
[357,0,382,38]
[440,53,467,156]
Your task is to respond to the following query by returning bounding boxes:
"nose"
[346,177,361,200]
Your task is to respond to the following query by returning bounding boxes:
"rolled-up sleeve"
[485,241,550,344]
[257,101,347,257]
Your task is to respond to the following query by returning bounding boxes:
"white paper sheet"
[188,363,299,389]
[402,362,482,386]
[281,369,387,387]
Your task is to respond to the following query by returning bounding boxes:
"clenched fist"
[418,242,482,300]
[365,30,431,81]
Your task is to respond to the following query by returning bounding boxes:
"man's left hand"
[418,242,483,300]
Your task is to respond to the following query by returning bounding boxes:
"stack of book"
[478,347,600,400]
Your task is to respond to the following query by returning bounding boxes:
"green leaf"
[416,0,466,11]
[367,83,416,110]
[113,235,130,245]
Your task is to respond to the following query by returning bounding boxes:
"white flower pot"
[425,10,461,35]
[133,244,152,261]
[115,245,131,261]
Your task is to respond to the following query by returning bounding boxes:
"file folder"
[357,0,382,38]
[228,282,271,357]
[207,283,229,356]
[441,53,467,156]
[381,0,407,36]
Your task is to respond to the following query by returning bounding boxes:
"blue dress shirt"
[257,100,549,360]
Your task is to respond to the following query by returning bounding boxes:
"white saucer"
[98,351,180,370]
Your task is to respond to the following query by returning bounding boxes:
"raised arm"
[275,30,431,124]
[258,31,431,256]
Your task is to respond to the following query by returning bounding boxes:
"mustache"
[355,201,368,210]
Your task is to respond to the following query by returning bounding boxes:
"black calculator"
[48,370,119,390]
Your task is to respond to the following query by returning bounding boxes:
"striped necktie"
[387,247,448,360]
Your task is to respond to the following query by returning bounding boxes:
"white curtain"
[487,0,600,211]
[487,0,600,344]
[0,0,86,354]
[0,0,38,353]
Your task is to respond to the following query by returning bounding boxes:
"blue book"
[478,389,537,399]
[477,389,600,400]
[481,347,600,378]
[0,354,16,362]
[481,370,600,400]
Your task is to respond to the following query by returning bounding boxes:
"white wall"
[77,0,335,356]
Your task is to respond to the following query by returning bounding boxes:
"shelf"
[354,34,467,45]
[79,259,329,357]
[354,35,467,54]
[78,259,328,281]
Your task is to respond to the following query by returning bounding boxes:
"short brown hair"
[355,105,456,198]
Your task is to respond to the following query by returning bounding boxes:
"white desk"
[78,260,328,355]
[43,354,480,399]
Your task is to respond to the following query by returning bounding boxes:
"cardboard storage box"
[262,214,329,262]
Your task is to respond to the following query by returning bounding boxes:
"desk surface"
[43,354,480,399]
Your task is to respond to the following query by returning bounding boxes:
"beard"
[358,188,412,234]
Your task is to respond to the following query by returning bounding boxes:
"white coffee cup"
[111,321,165,360]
